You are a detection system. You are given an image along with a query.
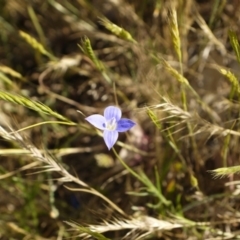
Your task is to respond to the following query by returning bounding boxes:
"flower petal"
[104,106,122,121]
[85,114,106,130]
[116,118,136,132]
[103,130,118,150]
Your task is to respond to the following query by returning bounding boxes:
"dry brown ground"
[0,0,240,239]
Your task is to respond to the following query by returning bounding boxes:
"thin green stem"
[112,147,142,182]
[11,121,77,134]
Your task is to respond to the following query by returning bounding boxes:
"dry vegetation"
[1,0,240,239]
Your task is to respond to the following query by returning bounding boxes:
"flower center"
[105,118,117,131]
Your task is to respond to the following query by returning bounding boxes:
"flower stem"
[112,147,142,182]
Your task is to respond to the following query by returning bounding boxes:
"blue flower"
[85,106,136,150]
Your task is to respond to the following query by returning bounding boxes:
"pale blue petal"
[103,130,118,150]
[85,114,106,130]
[104,106,122,121]
[116,118,136,132]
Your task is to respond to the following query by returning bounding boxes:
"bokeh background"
[1,0,240,239]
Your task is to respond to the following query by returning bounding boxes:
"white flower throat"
[105,118,117,131]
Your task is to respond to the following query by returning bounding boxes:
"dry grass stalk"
[0,125,126,216]
[152,101,240,138]
[0,65,23,79]
[169,8,182,65]
[228,30,240,64]
[219,68,240,95]
[0,90,72,123]
[79,37,112,83]
[160,59,189,85]
[19,30,56,60]
[79,37,105,72]
[67,216,182,239]
[211,166,240,178]
[44,55,82,79]
[194,9,226,54]
[99,17,137,43]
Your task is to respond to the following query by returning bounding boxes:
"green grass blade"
[0,90,72,123]
[229,30,240,64]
